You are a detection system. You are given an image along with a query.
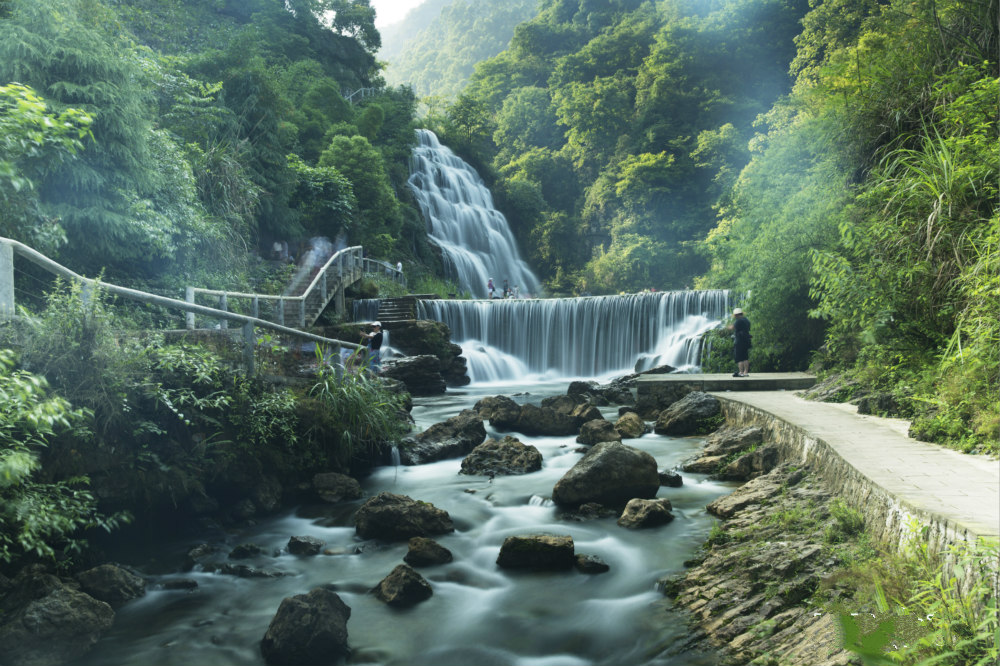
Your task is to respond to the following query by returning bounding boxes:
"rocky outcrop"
[379,319,470,387]
[496,535,576,570]
[354,492,454,541]
[707,472,785,518]
[399,409,486,465]
[380,355,447,396]
[574,554,611,574]
[654,392,722,435]
[552,441,660,507]
[482,394,603,437]
[474,395,522,422]
[460,436,542,476]
[0,569,114,666]
[287,536,325,556]
[260,588,351,665]
[717,443,780,481]
[617,498,674,529]
[312,472,363,503]
[576,419,622,445]
[566,379,634,406]
[682,425,766,474]
[74,563,145,609]
[404,537,453,567]
[658,470,683,487]
[661,465,853,666]
[540,394,604,425]
[614,411,646,438]
[372,564,433,607]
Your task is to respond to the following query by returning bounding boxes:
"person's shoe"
[732,372,741,377]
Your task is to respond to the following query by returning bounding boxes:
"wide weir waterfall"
[418,290,731,383]
[407,129,541,299]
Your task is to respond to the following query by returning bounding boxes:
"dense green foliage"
[382,0,539,100]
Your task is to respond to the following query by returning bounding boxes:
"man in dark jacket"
[728,308,751,377]
[361,321,383,372]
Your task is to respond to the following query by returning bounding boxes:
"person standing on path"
[728,308,751,376]
[488,277,495,299]
[360,321,383,373]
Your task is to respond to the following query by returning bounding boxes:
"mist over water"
[407,129,541,299]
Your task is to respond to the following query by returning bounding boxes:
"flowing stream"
[77,381,733,666]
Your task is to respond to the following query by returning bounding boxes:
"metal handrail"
[0,236,365,375]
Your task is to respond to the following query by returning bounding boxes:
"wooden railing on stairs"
[0,236,365,376]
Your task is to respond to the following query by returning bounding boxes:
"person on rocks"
[360,321,383,373]
[728,308,751,377]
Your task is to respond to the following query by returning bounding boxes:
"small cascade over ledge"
[418,290,731,383]
[407,129,541,298]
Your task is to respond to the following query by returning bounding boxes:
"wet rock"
[575,554,610,574]
[474,395,521,423]
[653,392,722,436]
[658,470,683,487]
[577,419,622,445]
[541,395,603,425]
[380,355,447,396]
[617,498,675,529]
[218,564,285,578]
[717,443,780,481]
[380,319,470,386]
[229,543,265,559]
[372,564,433,607]
[0,570,114,665]
[634,382,692,419]
[162,578,199,591]
[496,535,576,570]
[460,436,542,476]
[614,412,647,438]
[312,472,363,503]
[354,492,454,541]
[706,472,784,518]
[510,403,579,436]
[562,502,619,521]
[404,537,453,567]
[681,454,727,474]
[288,536,325,556]
[253,475,283,512]
[702,425,765,457]
[74,563,145,608]
[260,587,351,665]
[552,441,660,507]
[399,409,486,465]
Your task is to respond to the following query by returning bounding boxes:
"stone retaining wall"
[715,397,994,580]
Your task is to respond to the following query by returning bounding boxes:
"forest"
[0,0,996,622]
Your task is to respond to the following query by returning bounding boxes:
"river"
[76,379,734,666]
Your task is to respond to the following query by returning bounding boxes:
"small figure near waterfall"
[396,260,402,273]
[488,278,495,299]
[503,279,510,298]
[361,321,384,372]
[728,308,751,377]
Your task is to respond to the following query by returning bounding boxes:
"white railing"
[0,237,365,376]
[185,247,404,330]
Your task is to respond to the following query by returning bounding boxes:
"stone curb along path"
[710,391,1000,552]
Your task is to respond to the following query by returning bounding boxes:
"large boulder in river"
[615,412,647,439]
[404,537,453,567]
[510,403,579,436]
[634,382,693,419]
[312,472,363,503]
[552,441,660,507]
[617,498,675,529]
[474,395,521,423]
[74,563,145,608]
[354,492,454,541]
[0,569,114,666]
[373,564,433,608]
[379,319,470,387]
[576,419,622,445]
[379,355,447,396]
[399,409,486,465]
[653,392,722,436]
[460,436,542,476]
[260,587,351,665]
[496,535,575,570]
[541,394,603,425]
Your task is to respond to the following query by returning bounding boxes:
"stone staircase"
[376,294,438,325]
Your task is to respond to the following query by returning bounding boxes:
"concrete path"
[637,372,816,392]
[709,391,1000,541]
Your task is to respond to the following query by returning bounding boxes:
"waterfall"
[407,129,541,298]
[352,298,380,322]
[418,290,730,382]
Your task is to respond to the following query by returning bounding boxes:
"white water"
[77,382,732,666]
[418,291,730,383]
[407,129,541,299]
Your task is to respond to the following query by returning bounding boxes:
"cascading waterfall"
[407,129,541,299]
[418,290,730,382]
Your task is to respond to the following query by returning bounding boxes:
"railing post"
[252,295,259,319]
[277,298,285,326]
[0,242,14,321]
[242,321,255,376]
[185,287,196,329]
[320,266,327,303]
[299,299,306,328]
[218,294,228,330]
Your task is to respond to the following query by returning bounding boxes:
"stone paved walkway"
[708,391,1000,541]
